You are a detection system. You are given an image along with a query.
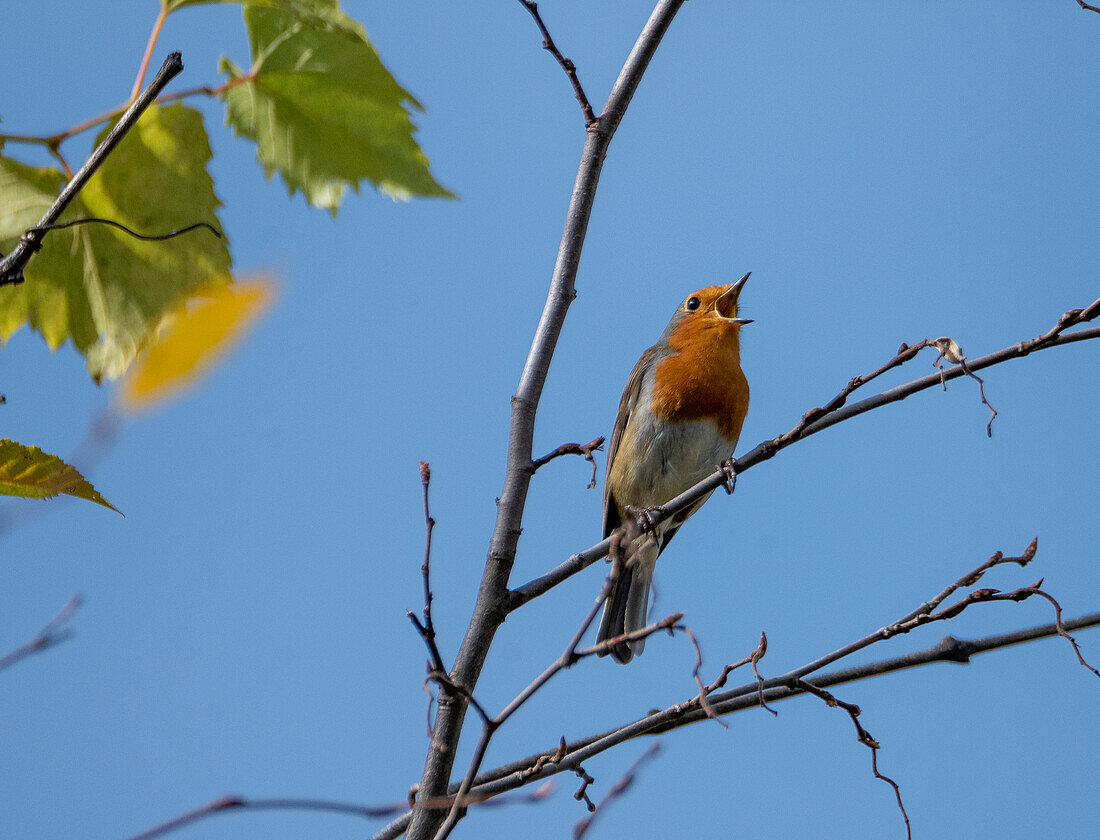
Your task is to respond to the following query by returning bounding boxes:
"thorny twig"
[573,743,662,839]
[516,1,598,127]
[0,594,82,673]
[531,436,605,489]
[792,681,911,840]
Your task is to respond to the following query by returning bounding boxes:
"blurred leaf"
[0,104,231,382]
[118,278,275,411]
[165,0,362,26]
[220,0,454,213]
[0,439,120,513]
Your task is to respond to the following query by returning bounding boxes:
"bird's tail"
[595,540,657,664]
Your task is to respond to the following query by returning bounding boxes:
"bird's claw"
[718,459,738,495]
[625,504,664,539]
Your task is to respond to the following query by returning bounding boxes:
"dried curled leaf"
[0,439,120,513]
[933,337,967,364]
[117,278,275,411]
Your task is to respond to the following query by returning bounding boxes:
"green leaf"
[0,439,120,513]
[0,104,231,382]
[220,0,454,213]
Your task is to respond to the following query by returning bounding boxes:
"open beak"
[714,272,752,325]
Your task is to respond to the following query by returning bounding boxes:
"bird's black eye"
[685,296,701,311]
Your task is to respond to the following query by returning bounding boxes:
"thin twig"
[573,743,662,838]
[792,680,910,840]
[531,436,605,488]
[25,219,220,243]
[0,53,185,286]
[432,562,682,840]
[1076,1,1100,14]
[407,462,447,675]
[129,6,170,102]
[516,1,598,127]
[124,786,556,840]
[0,70,257,151]
[0,594,82,673]
[573,765,597,812]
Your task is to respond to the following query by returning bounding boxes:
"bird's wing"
[602,345,659,540]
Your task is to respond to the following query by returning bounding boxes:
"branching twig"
[573,764,596,812]
[0,594,82,673]
[1076,1,1100,14]
[0,53,184,286]
[572,743,662,839]
[509,297,1100,608]
[531,436,605,488]
[124,786,556,840]
[371,609,1100,840]
[432,561,683,840]
[792,680,910,840]
[516,1,598,127]
[374,536,1098,840]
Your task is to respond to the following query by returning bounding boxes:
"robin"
[596,275,752,663]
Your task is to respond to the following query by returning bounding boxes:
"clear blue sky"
[3,2,1098,839]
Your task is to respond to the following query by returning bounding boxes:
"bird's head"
[661,273,752,349]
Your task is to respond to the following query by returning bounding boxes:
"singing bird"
[596,275,752,663]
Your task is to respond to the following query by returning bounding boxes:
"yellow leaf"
[118,278,275,411]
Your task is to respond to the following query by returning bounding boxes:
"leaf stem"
[131,6,171,103]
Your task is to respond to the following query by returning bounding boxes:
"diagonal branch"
[0,53,184,286]
[509,298,1100,608]
[0,594,82,673]
[369,610,1100,840]
[122,786,557,840]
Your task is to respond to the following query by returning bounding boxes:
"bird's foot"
[625,504,664,539]
[718,458,738,495]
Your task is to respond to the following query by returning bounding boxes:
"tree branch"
[0,594,82,673]
[509,300,1100,608]
[122,786,556,840]
[0,53,184,287]
[405,4,689,838]
[530,436,604,488]
[372,550,1098,840]
[516,1,597,127]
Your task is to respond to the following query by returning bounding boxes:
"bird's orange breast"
[651,324,749,442]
